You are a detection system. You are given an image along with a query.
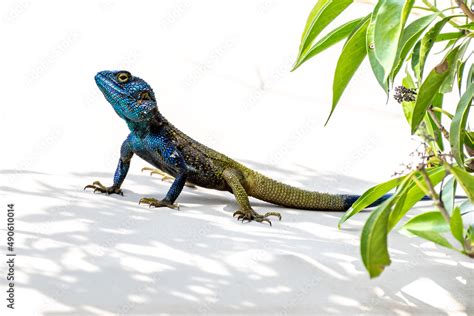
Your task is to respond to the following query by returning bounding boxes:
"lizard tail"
[247,172,407,211]
[246,172,358,211]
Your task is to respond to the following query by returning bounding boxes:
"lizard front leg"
[84,138,133,196]
[223,169,281,226]
[138,139,188,210]
[139,171,187,209]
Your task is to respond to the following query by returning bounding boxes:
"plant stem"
[411,174,431,196]
[428,107,450,141]
[422,0,460,27]
[430,106,454,119]
[413,5,436,11]
[419,166,451,222]
[455,0,474,21]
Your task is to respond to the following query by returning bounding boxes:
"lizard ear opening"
[139,91,152,101]
[128,99,157,122]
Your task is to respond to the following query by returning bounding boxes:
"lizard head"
[95,70,157,122]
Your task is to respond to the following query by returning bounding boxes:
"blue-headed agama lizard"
[84,70,392,225]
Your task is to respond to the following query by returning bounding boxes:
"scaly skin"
[84,70,380,225]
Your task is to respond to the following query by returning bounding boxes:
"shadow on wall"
[0,165,471,315]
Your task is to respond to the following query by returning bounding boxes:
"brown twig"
[455,0,474,21]
[418,166,451,223]
[428,107,450,141]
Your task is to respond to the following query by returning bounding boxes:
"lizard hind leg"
[141,167,173,180]
[222,169,281,226]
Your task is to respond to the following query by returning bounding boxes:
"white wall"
[0,0,425,188]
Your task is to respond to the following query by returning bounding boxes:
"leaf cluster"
[294,0,474,277]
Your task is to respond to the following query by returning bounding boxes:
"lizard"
[84,70,392,225]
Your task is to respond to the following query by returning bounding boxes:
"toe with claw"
[84,181,123,196]
[233,208,281,226]
[141,167,197,188]
[139,197,180,210]
[141,167,168,177]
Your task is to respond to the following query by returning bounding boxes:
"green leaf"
[440,40,470,94]
[468,224,474,238]
[367,7,388,91]
[387,175,417,231]
[432,93,444,150]
[402,67,416,88]
[340,166,445,230]
[390,190,408,228]
[338,173,406,228]
[368,0,414,85]
[407,230,457,250]
[292,17,364,71]
[401,100,415,123]
[411,40,421,84]
[456,46,472,94]
[457,59,467,95]
[450,82,474,166]
[450,206,464,245]
[441,176,457,214]
[448,165,474,203]
[460,198,474,215]
[467,226,474,252]
[388,166,446,229]
[391,13,438,81]
[425,93,444,151]
[400,69,417,122]
[360,199,393,278]
[402,211,449,233]
[295,0,354,64]
[411,45,462,134]
[412,17,453,81]
[328,15,370,125]
[402,211,457,251]
[423,116,440,151]
[465,131,474,149]
[456,22,474,31]
[435,32,464,42]
[467,64,474,87]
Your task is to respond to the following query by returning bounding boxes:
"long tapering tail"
[246,172,440,211]
[247,172,354,211]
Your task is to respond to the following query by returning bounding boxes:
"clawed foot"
[139,197,180,210]
[84,181,123,196]
[141,167,197,188]
[141,167,172,179]
[233,208,281,226]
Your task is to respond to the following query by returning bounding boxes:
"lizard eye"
[116,72,130,83]
[139,92,152,101]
